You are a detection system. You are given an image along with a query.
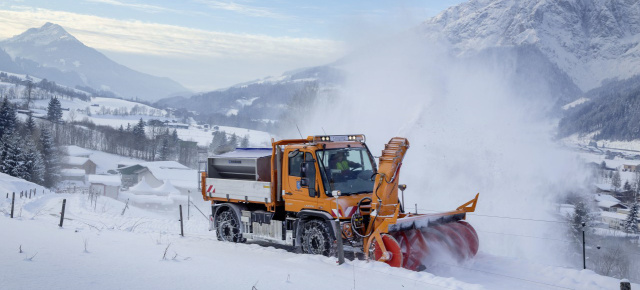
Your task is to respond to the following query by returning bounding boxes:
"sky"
[0,0,466,92]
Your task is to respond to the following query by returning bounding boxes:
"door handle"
[284,192,293,195]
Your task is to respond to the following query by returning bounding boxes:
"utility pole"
[582,222,586,269]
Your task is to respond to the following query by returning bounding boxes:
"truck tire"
[300,219,334,256]
[215,208,243,243]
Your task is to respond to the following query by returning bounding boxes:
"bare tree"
[67,109,77,123]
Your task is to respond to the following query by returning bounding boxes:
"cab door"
[282,150,318,211]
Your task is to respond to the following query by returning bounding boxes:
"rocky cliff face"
[420,0,640,92]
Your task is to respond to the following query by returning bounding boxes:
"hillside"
[155,66,344,132]
[0,23,190,101]
[558,81,640,141]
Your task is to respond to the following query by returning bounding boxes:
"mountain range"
[4,1,640,141]
[0,23,189,101]
[420,0,640,92]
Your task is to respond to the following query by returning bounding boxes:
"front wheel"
[215,208,244,243]
[300,219,334,256]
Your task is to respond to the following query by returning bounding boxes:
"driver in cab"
[333,151,361,175]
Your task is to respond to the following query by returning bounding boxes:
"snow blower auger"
[361,137,480,270]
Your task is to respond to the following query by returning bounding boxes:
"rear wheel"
[301,219,334,256]
[215,208,243,243]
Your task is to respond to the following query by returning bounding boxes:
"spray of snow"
[297,32,589,266]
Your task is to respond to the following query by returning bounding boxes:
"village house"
[88,175,122,199]
[117,161,197,195]
[594,194,628,212]
[62,156,97,175]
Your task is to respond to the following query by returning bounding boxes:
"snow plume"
[298,32,589,266]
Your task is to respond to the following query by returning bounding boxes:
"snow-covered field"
[1,173,637,290]
[173,125,272,147]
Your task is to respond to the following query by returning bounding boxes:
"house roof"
[61,169,86,177]
[594,183,615,192]
[88,175,121,186]
[595,193,621,203]
[118,161,196,189]
[64,156,93,166]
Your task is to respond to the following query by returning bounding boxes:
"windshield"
[316,147,376,195]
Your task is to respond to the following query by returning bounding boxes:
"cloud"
[193,0,286,19]
[85,0,183,14]
[0,7,345,90]
[0,7,343,59]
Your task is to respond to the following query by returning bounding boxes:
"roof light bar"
[311,134,365,143]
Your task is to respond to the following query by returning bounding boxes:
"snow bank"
[0,173,49,198]
[1,190,637,289]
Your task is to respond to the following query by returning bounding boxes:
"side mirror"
[300,160,317,197]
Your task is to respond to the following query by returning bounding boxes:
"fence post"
[59,199,66,227]
[10,192,15,218]
[179,205,184,237]
[335,219,345,265]
[582,222,586,269]
[620,279,631,290]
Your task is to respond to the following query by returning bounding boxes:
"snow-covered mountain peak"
[6,22,81,47]
[421,0,640,91]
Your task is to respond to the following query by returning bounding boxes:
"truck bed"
[204,178,272,203]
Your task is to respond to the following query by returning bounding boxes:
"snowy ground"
[1,173,637,290]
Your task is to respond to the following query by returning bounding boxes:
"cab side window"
[288,152,303,177]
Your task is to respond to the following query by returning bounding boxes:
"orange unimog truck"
[201,134,480,270]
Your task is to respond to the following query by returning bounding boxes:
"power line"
[475,229,575,244]
[416,208,570,225]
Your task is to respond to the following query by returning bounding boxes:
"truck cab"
[202,134,377,255]
[282,140,377,216]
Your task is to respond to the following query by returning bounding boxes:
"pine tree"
[612,171,621,192]
[24,140,44,184]
[0,96,17,140]
[0,133,27,179]
[209,131,227,155]
[25,114,36,134]
[133,118,146,138]
[624,202,639,234]
[158,137,170,161]
[623,180,631,192]
[571,201,594,240]
[132,118,146,152]
[171,129,179,143]
[240,135,249,148]
[40,126,60,187]
[46,97,63,123]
